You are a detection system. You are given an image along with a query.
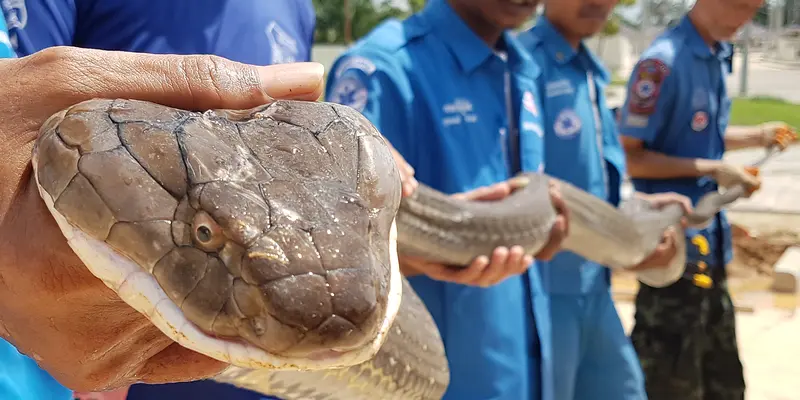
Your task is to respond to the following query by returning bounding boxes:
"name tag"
[546,79,575,98]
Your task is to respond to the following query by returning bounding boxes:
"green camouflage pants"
[630,267,745,400]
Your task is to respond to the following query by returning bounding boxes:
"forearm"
[625,148,720,179]
[724,125,764,151]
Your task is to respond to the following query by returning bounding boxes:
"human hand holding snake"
[399,177,569,287]
[0,47,324,392]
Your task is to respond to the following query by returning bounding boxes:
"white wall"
[311,44,348,75]
[585,34,635,79]
[775,38,800,62]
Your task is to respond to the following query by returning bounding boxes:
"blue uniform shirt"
[325,1,552,399]
[619,15,734,267]
[519,17,626,295]
[3,0,315,65]
[3,1,313,399]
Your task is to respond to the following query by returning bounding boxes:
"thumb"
[0,47,324,219]
[13,46,324,126]
[458,182,513,201]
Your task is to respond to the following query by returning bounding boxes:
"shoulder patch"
[328,76,369,113]
[628,58,670,115]
[334,56,377,79]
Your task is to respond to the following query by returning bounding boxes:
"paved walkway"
[612,145,800,400]
[614,302,800,400]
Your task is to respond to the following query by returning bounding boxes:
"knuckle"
[178,55,263,106]
[27,46,76,67]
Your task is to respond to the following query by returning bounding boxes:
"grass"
[729,96,800,128]
[610,74,629,87]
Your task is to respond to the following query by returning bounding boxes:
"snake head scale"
[32,98,404,371]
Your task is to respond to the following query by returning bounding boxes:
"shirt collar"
[419,0,536,76]
[677,14,733,62]
[531,15,610,82]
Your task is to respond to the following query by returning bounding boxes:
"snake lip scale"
[32,98,768,399]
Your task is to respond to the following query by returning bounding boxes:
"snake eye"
[196,226,213,243]
[192,211,225,251]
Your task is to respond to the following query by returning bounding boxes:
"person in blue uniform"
[519,1,694,399]
[3,0,314,65]
[325,0,572,399]
[3,1,316,399]
[618,0,796,398]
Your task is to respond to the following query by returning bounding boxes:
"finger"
[426,255,487,284]
[507,176,531,191]
[28,47,325,116]
[389,147,418,197]
[477,247,510,287]
[535,215,567,261]
[136,342,228,385]
[506,245,527,275]
[456,182,512,201]
[551,190,570,237]
[680,197,693,214]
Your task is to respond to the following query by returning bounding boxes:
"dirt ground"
[611,222,800,310]
[728,224,800,279]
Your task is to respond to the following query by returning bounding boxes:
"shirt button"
[556,52,564,61]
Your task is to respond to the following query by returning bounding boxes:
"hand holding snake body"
[400,178,569,287]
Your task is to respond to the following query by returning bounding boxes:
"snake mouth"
[32,142,403,370]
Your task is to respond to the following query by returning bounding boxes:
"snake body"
[32,99,752,399]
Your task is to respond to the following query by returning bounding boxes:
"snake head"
[32,98,403,370]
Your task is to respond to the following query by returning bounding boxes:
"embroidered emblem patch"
[628,58,670,115]
[554,109,582,138]
[329,77,368,112]
[334,56,377,78]
[691,111,709,132]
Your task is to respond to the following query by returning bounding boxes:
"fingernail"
[509,176,530,187]
[259,62,324,99]
[523,255,534,265]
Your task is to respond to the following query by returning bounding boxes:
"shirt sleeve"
[618,57,676,146]
[299,0,315,61]
[0,15,14,58]
[2,0,77,56]
[324,52,417,165]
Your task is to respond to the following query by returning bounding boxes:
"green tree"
[312,0,409,44]
[601,0,636,36]
[409,0,426,13]
[642,0,690,27]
